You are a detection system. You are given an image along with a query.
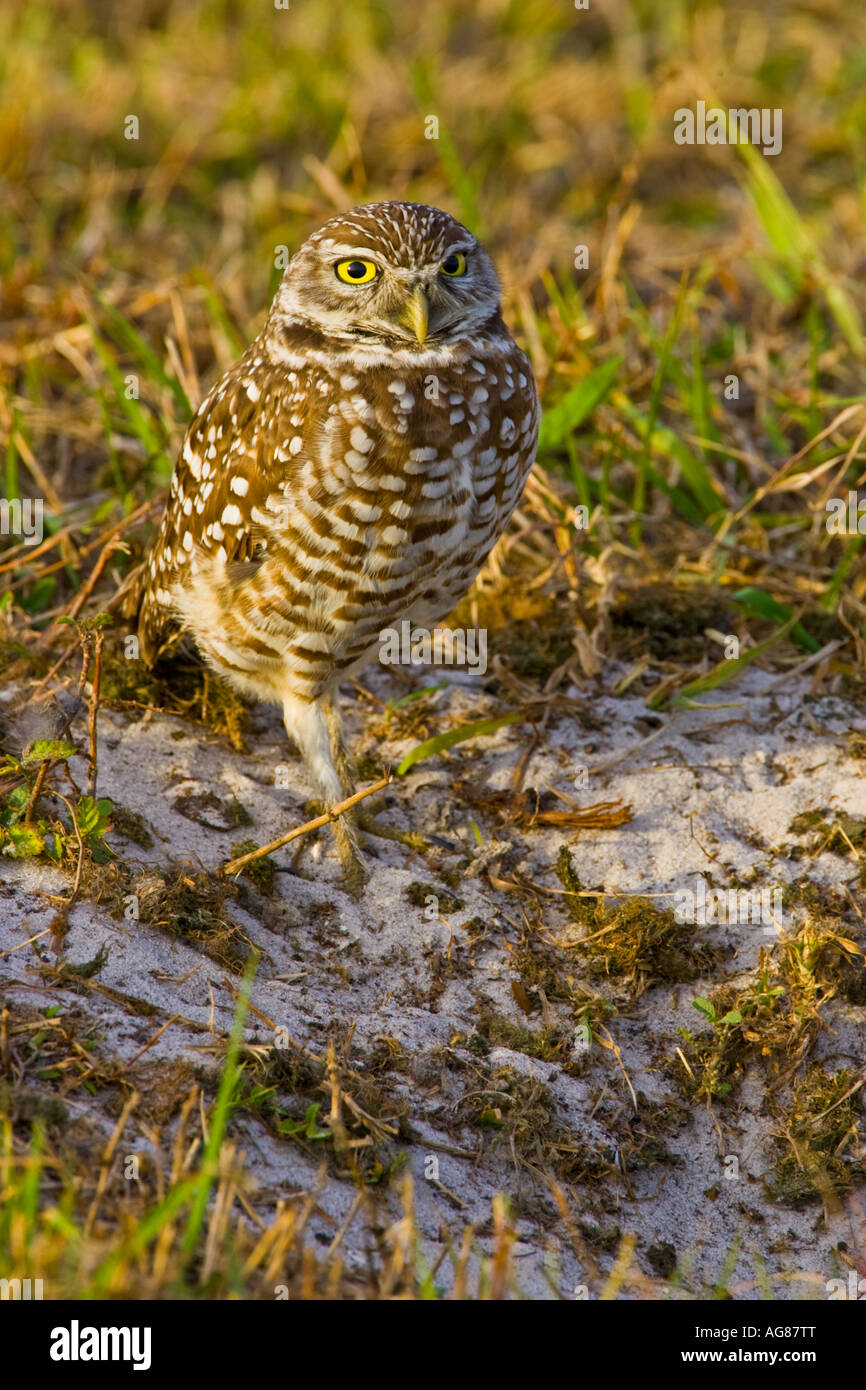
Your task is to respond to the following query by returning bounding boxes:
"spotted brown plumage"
[128,201,539,893]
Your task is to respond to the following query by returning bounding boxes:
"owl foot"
[340,851,369,899]
[356,803,426,852]
[333,814,369,898]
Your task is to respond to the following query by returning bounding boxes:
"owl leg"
[322,693,424,853]
[321,692,355,799]
[283,693,367,897]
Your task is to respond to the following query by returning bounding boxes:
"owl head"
[270,201,502,348]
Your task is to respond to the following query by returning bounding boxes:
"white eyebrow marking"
[323,243,383,261]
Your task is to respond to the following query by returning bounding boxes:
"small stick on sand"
[222,775,391,877]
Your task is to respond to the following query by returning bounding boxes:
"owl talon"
[356,806,426,852]
[339,846,369,898]
[332,813,369,897]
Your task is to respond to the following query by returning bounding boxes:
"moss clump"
[355,751,387,781]
[787,808,866,852]
[108,805,154,848]
[463,915,490,939]
[147,868,254,972]
[404,881,463,914]
[230,840,276,895]
[672,968,789,1101]
[788,808,828,835]
[58,943,111,979]
[455,1067,578,1171]
[556,847,718,993]
[0,1080,68,1132]
[837,955,866,1005]
[765,1067,866,1208]
[471,1007,571,1063]
[172,788,253,830]
[827,815,866,849]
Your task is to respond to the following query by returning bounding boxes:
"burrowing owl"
[126,201,539,892]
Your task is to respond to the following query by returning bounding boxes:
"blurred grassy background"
[2,0,866,654]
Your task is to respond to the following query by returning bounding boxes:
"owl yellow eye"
[441,251,467,277]
[335,258,378,284]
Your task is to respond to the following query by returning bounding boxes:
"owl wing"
[135,349,322,663]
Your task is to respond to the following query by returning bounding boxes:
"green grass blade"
[388,682,447,710]
[736,138,865,358]
[396,712,523,775]
[657,615,799,710]
[822,534,865,612]
[181,951,258,1262]
[85,317,164,458]
[89,1176,205,1296]
[732,586,820,652]
[617,397,724,518]
[631,285,689,543]
[91,289,192,416]
[537,357,622,454]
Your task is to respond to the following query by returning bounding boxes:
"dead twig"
[222,776,391,876]
[87,626,104,797]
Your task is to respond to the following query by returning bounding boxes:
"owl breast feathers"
[134,201,540,708]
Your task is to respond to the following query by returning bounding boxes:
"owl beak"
[400,285,429,344]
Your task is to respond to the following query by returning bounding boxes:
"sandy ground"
[2,656,865,1299]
